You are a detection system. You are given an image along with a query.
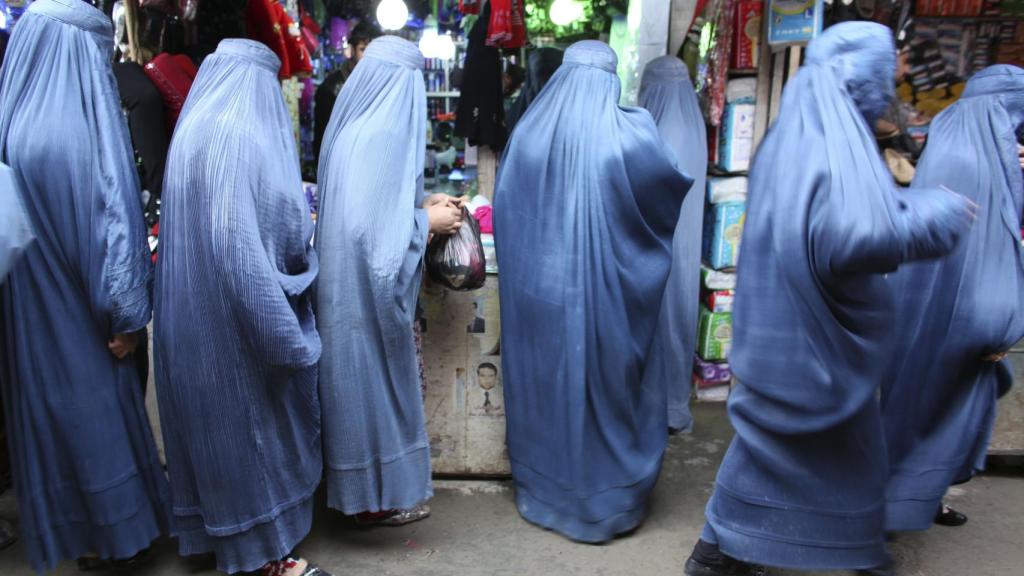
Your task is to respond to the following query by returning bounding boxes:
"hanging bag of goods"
[427,206,487,290]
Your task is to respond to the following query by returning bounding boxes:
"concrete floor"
[0,403,1021,575]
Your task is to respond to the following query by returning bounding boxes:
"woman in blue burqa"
[316,36,462,523]
[154,39,329,576]
[493,40,693,543]
[683,23,975,576]
[882,64,1024,532]
[639,55,708,434]
[0,0,172,571]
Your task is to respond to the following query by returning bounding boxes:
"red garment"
[486,0,526,49]
[459,0,481,14]
[143,53,198,135]
[246,0,290,78]
[275,2,312,78]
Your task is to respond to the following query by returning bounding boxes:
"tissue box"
[694,355,732,386]
[704,289,735,313]
[707,176,748,204]
[697,306,733,361]
[733,0,763,70]
[767,0,824,47]
[701,265,737,291]
[696,383,731,402]
[718,102,756,172]
[704,201,746,270]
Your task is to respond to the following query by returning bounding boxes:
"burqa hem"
[707,513,889,571]
[511,457,660,543]
[325,442,433,515]
[175,492,314,574]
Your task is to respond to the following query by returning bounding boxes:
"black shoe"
[684,540,766,576]
[934,503,968,527]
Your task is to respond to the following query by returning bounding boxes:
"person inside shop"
[505,46,563,134]
[154,39,329,576]
[639,55,708,434]
[881,64,1024,534]
[316,35,463,529]
[682,22,975,576]
[313,19,380,164]
[494,40,693,544]
[0,1,173,571]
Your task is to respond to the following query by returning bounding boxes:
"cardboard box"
[718,102,755,172]
[703,201,747,270]
[701,265,737,291]
[707,176,748,204]
[694,355,732,386]
[704,289,735,313]
[697,305,733,361]
[733,0,763,70]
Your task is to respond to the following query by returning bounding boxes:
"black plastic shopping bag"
[427,206,486,291]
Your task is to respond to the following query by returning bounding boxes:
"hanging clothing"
[316,35,432,515]
[700,22,974,571]
[454,1,506,150]
[143,52,199,135]
[505,47,562,134]
[114,62,169,201]
[154,39,321,575]
[639,55,708,433]
[0,1,171,571]
[0,163,32,281]
[882,64,1024,533]
[494,40,693,543]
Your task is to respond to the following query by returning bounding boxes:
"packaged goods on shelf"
[697,305,733,362]
[732,0,763,70]
[694,355,732,386]
[703,201,746,270]
[704,289,735,313]
[707,176,748,204]
[701,265,737,291]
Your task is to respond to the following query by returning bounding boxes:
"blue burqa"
[0,163,33,280]
[0,0,171,570]
[702,23,974,570]
[639,56,708,433]
[316,36,432,514]
[882,65,1024,532]
[154,39,322,574]
[494,40,693,543]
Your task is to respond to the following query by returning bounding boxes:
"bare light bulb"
[376,0,409,31]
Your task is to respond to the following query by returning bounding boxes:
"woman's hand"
[424,193,466,209]
[108,332,139,359]
[428,203,463,235]
[982,351,1009,362]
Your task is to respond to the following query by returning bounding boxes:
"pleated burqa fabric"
[505,47,563,134]
[154,39,321,574]
[316,36,432,514]
[639,56,708,433]
[494,40,693,543]
[0,0,171,570]
[882,65,1024,532]
[0,164,33,280]
[702,22,973,570]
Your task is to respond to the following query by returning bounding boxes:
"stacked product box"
[717,79,757,173]
[695,175,746,402]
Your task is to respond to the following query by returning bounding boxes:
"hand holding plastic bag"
[427,206,486,291]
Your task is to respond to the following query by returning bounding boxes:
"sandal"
[262,557,333,576]
[354,503,431,527]
[934,503,968,527]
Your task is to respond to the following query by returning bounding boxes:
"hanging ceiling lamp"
[419,14,440,57]
[376,0,409,31]
[549,0,584,27]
